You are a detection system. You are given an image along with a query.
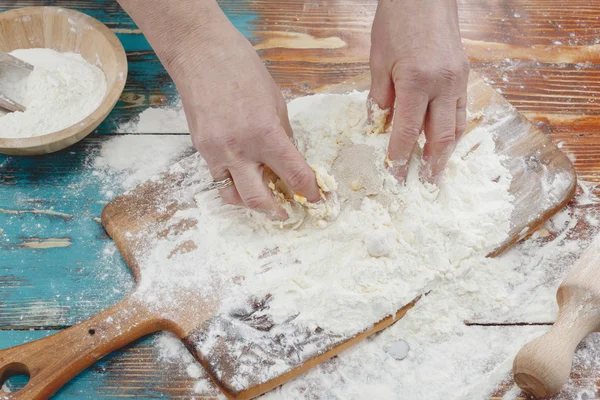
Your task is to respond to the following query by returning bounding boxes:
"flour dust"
[90,92,597,399]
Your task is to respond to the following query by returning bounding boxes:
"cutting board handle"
[0,295,165,399]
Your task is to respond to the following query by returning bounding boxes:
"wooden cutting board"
[0,72,576,400]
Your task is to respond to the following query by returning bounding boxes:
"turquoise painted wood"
[0,0,261,397]
[0,331,212,398]
[0,0,598,398]
[0,0,257,134]
[0,138,135,328]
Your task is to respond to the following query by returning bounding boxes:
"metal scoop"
[0,51,34,112]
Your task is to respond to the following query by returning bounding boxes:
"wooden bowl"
[0,7,127,155]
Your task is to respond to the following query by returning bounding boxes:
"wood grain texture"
[94,71,574,399]
[0,296,172,399]
[0,0,599,398]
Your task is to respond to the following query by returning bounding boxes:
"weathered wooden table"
[1,0,600,398]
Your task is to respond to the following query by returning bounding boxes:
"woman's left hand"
[369,0,470,183]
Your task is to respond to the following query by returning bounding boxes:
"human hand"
[369,0,469,183]
[167,21,321,218]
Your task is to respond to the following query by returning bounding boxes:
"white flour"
[92,92,596,399]
[116,101,188,134]
[0,48,107,138]
[131,91,514,340]
[93,135,192,192]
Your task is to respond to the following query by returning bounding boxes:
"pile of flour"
[129,92,514,341]
[0,48,107,138]
[91,90,518,397]
[93,91,599,399]
[89,79,597,400]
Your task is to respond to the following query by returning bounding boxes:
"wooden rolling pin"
[513,234,600,398]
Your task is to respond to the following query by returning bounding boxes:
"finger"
[422,96,457,184]
[387,88,429,182]
[207,164,243,206]
[230,163,288,219]
[368,68,395,129]
[219,179,244,206]
[278,101,294,140]
[455,96,467,142]
[262,134,321,203]
[368,72,395,110]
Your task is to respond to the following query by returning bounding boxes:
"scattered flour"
[155,332,196,365]
[133,91,514,339]
[93,92,596,399]
[93,135,193,191]
[117,101,188,134]
[0,48,107,138]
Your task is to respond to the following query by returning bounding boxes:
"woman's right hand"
[172,23,321,219]
[119,0,320,219]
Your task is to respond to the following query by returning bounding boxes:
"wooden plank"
[0,134,196,328]
[0,136,134,328]
[0,0,599,398]
[0,330,221,398]
[2,0,600,135]
[2,328,598,399]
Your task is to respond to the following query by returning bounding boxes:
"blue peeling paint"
[0,1,259,398]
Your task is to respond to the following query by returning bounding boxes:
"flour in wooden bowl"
[0,48,107,138]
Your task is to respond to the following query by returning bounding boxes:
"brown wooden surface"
[1,0,599,398]
[95,71,574,399]
[0,296,167,400]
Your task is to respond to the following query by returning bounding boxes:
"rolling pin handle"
[513,302,599,398]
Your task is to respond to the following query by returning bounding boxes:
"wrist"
[119,0,238,81]
[376,0,458,19]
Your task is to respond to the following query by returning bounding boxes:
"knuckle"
[431,131,456,147]
[438,67,460,84]
[214,133,246,160]
[438,59,470,86]
[397,65,431,86]
[251,120,285,144]
[263,119,285,136]
[286,165,312,190]
[223,135,239,149]
[214,134,240,151]
[397,125,422,140]
[244,194,269,210]
[191,134,213,152]
[221,192,240,206]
